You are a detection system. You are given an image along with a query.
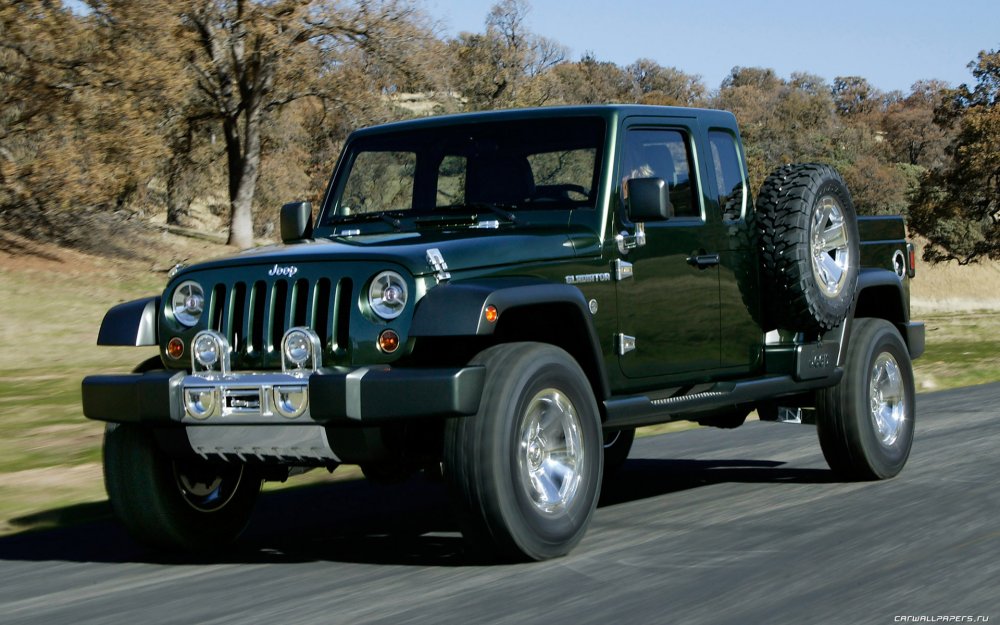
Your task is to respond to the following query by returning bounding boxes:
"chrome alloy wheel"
[810,196,852,297]
[869,352,907,447]
[174,461,245,513]
[517,389,585,515]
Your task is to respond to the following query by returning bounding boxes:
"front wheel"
[816,318,915,480]
[103,423,261,551]
[443,343,603,561]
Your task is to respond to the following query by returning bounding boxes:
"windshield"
[323,116,606,227]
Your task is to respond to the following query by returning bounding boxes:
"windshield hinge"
[616,222,647,255]
[426,248,451,283]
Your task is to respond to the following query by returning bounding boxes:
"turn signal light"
[378,329,400,353]
[484,305,499,323]
[167,337,185,360]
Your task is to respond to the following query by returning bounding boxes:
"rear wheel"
[816,318,915,480]
[103,423,261,551]
[443,343,603,561]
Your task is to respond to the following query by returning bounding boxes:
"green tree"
[0,1,169,250]
[910,49,1000,264]
[626,58,705,106]
[549,52,634,104]
[714,67,840,190]
[449,0,566,110]
[882,80,952,168]
[85,0,436,249]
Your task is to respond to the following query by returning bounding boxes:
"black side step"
[602,370,842,430]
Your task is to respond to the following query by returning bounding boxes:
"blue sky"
[425,0,1000,93]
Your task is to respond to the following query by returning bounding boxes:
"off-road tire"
[816,318,915,480]
[103,423,261,551]
[756,164,860,332]
[443,342,603,561]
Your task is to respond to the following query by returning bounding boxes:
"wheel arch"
[854,268,909,325]
[839,268,923,362]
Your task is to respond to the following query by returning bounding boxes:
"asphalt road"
[1,383,997,625]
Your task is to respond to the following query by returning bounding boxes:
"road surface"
[1,383,997,624]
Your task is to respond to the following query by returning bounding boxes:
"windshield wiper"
[331,211,404,231]
[439,202,518,223]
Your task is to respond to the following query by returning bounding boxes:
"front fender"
[97,296,160,346]
[410,278,610,399]
[410,278,593,337]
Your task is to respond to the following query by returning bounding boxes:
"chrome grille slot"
[250,281,266,354]
[314,278,332,349]
[210,284,226,331]
[271,279,289,351]
[335,278,352,353]
[292,278,309,327]
[225,281,247,352]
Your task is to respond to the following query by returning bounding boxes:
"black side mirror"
[280,201,313,243]
[627,177,673,222]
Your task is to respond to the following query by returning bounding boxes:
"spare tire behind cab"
[755,163,860,333]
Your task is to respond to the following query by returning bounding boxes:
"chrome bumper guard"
[83,365,486,426]
[82,365,486,461]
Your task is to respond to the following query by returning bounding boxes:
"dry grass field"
[0,229,997,536]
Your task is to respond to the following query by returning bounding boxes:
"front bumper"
[82,365,485,427]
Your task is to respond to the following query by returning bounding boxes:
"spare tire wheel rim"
[810,195,852,297]
[517,388,585,515]
[869,351,906,447]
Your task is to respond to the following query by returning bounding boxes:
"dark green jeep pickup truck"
[82,105,924,561]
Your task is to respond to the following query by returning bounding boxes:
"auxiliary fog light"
[282,327,323,371]
[191,330,231,374]
[184,387,219,420]
[272,385,309,419]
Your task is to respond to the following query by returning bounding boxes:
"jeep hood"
[178,227,601,277]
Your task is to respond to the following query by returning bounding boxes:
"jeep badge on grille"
[268,264,299,278]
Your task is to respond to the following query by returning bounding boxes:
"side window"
[708,130,747,221]
[621,129,698,218]
[340,151,416,213]
[436,155,466,207]
[527,149,596,202]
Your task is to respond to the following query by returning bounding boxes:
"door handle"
[686,252,720,269]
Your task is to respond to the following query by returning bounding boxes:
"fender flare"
[831,268,923,362]
[97,296,160,346]
[410,278,610,399]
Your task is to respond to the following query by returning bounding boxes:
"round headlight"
[172,280,204,327]
[368,271,408,320]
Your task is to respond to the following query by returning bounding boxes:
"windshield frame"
[316,114,609,234]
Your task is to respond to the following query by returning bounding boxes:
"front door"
[615,122,722,380]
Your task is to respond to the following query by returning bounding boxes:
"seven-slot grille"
[205,276,353,369]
